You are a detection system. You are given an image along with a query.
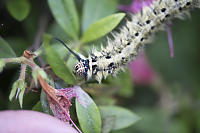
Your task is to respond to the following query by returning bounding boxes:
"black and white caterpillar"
[55,0,200,83]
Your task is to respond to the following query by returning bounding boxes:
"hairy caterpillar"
[55,0,200,83]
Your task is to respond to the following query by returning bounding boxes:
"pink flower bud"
[128,52,156,85]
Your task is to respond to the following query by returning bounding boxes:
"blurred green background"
[0,0,200,133]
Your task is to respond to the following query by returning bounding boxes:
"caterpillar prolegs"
[56,0,200,83]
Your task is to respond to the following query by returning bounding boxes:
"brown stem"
[31,14,48,67]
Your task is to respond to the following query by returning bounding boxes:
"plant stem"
[3,57,25,64]
[19,64,27,81]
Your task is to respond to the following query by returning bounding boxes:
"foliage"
[75,87,102,133]
[0,37,16,58]
[80,13,125,43]
[100,105,140,132]
[5,0,31,21]
[0,0,200,133]
[48,0,79,40]
[43,34,76,84]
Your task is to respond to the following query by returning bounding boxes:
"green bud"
[9,80,19,101]
[9,80,26,108]
[0,59,5,73]
[19,84,26,108]
[9,80,24,101]
[32,67,48,86]
[32,69,38,86]
[38,68,48,81]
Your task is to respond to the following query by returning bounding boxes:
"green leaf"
[47,22,70,42]
[9,80,19,101]
[32,67,48,86]
[41,89,52,114]
[126,108,189,133]
[81,13,125,44]
[0,37,16,58]
[6,0,30,21]
[101,115,116,133]
[82,0,118,32]
[48,0,79,40]
[32,101,43,112]
[99,105,140,131]
[75,86,101,133]
[6,37,29,56]
[18,81,26,108]
[43,34,76,84]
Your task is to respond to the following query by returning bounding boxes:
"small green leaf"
[6,0,30,21]
[43,34,76,84]
[32,67,48,86]
[32,101,43,112]
[48,0,79,40]
[81,13,125,44]
[99,105,140,131]
[18,81,26,108]
[9,79,26,108]
[0,37,16,58]
[75,86,102,133]
[38,68,48,81]
[82,0,118,32]
[32,69,38,86]
[9,80,19,101]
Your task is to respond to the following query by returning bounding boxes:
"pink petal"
[128,52,156,85]
[0,110,78,133]
[119,0,153,13]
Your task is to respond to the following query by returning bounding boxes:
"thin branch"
[30,14,49,67]
[19,64,27,81]
[31,15,48,51]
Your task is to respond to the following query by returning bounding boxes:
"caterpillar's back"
[70,0,200,83]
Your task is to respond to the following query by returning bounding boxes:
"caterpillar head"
[54,37,89,79]
[74,59,89,78]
